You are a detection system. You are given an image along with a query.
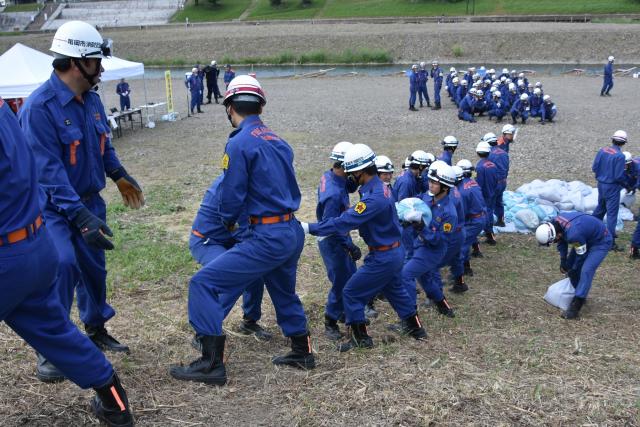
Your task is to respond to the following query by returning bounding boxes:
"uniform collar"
[360,175,381,194]
[49,71,80,107]
[237,115,262,130]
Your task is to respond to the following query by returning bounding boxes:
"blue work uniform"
[601,61,614,95]
[457,177,486,263]
[19,71,122,328]
[507,91,518,108]
[186,73,201,113]
[417,69,430,107]
[541,101,557,122]
[529,94,543,118]
[310,176,415,325]
[458,94,475,122]
[592,144,626,244]
[392,170,421,260]
[456,85,468,107]
[510,98,529,124]
[315,170,357,322]
[431,66,443,105]
[1,97,112,389]
[402,192,458,307]
[223,69,235,89]
[409,70,418,109]
[438,149,453,166]
[443,186,466,279]
[555,212,612,298]
[629,158,640,247]
[489,145,509,222]
[115,81,130,111]
[189,174,266,322]
[188,115,308,337]
[476,158,499,235]
[488,97,509,120]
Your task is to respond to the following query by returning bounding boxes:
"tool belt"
[249,213,293,225]
[0,215,43,246]
[192,229,205,238]
[368,241,400,252]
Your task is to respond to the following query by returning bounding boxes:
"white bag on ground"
[514,208,540,229]
[621,190,636,209]
[544,277,575,311]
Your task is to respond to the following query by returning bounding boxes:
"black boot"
[86,325,130,353]
[484,233,497,246]
[630,245,640,259]
[561,297,586,320]
[272,333,315,369]
[36,353,65,383]
[450,276,468,293]
[238,317,272,341]
[463,260,474,276]
[471,242,484,258]
[170,335,227,385]
[495,217,506,227]
[396,314,427,340]
[324,315,344,341]
[338,323,373,352]
[364,300,378,320]
[92,372,134,427]
[435,299,455,318]
[431,102,441,110]
[427,100,432,107]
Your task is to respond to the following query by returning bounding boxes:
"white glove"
[404,209,423,223]
[300,222,309,234]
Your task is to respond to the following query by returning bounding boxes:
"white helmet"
[461,80,468,86]
[432,60,439,66]
[482,132,498,146]
[518,72,524,78]
[375,155,394,172]
[488,68,495,74]
[452,165,464,181]
[343,144,376,172]
[502,124,516,135]
[442,135,459,148]
[543,94,551,102]
[403,157,411,168]
[420,61,426,68]
[425,152,436,165]
[505,78,512,84]
[535,81,542,88]
[450,67,456,72]
[520,93,529,101]
[493,91,501,98]
[608,55,615,62]
[476,89,484,97]
[536,222,556,245]
[211,60,217,66]
[223,75,266,106]
[426,161,456,188]
[469,67,476,72]
[476,141,491,154]
[50,20,111,59]
[612,130,628,144]
[533,88,542,95]
[409,150,432,166]
[527,82,534,88]
[456,159,474,174]
[329,141,354,161]
[517,80,525,87]
[623,151,633,164]
[192,67,198,73]
[500,76,507,83]
[452,77,459,84]
[484,79,492,85]
[508,83,516,91]
[510,69,517,75]
[412,64,418,70]
[469,88,476,96]
[502,68,509,74]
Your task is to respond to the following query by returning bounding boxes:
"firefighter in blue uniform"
[186,68,203,114]
[223,64,235,89]
[627,153,640,259]
[455,159,487,275]
[475,141,499,245]
[19,20,144,382]
[536,213,612,319]
[402,161,458,317]
[529,88,543,119]
[484,132,509,228]
[456,79,468,107]
[540,95,557,123]
[430,60,443,110]
[445,166,468,293]
[488,91,508,122]
[438,135,458,166]
[302,144,427,351]
[601,56,614,96]
[1,95,134,427]
[497,124,516,152]
[458,89,475,123]
[171,75,315,385]
[510,93,530,125]
[592,130,628,251]
[409,64,419,111]
[316,141,361,340]
[115,78,131,111]
[189,174,272,342]
[417,62,431,108]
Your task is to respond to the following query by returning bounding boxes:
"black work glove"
[71,207,114,250]
[347,244,362,262]
[108,167,145,209]
[412,221,425,232]
[567,269,579,288]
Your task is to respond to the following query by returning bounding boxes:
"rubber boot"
[561,297,585,320]
[272,333,315,369]
[471,242,484,258]
[91,372,134,427]
[238,316,272,341]
[169,335,227,385]
[338,323,374,352]
[324,315,344,341]
[431,102,441,110]
[484,233,497,246]
[397,314,427,340]
[450,276,468,294]
[409,106,418,111]
[630,245,640,259]
[427,100,432,107]
[36,353,65,383]
[495,217,506,227]
[435,298,455,318]
[86,325,130,353]
[463,260,474,276]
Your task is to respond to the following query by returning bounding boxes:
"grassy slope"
[3,3,40,12]
[248,0,326,20]
[171,0,251,22]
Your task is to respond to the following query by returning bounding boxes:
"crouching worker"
[301,144,427,352]
[535,212,612,319]
[170,75,315,386]
[1,97,133,427]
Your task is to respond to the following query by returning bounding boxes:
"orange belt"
[368,241,400,252]
[249,213,292,225]
[0,215,43,246]
[192,229,205,238]
[466,212,485,219]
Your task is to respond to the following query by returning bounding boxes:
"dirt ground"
[1,72,639,426]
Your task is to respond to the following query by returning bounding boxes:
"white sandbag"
[583,190,598,213]
[619,206,634,221]
[621,190,636,209]
[535,198,556,207]
[538,184,567,203]
[566,191,585,212]
[494,221,518,234]
[555,202,574,211]
[544,277,575,311]
[514,208,540,229]
[568,180,593,197]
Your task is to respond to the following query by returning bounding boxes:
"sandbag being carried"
[544,277,575,311]
[396,197,432,225]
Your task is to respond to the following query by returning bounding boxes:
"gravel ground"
[3,21,640,63]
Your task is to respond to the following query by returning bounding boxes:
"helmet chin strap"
[73,58,101,88]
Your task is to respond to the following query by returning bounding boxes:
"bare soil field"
[1,72,639,426]
[2,21,640,64]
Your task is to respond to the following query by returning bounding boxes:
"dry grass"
[1,74,639,426]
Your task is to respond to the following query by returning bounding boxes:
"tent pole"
[142,71,151,125]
